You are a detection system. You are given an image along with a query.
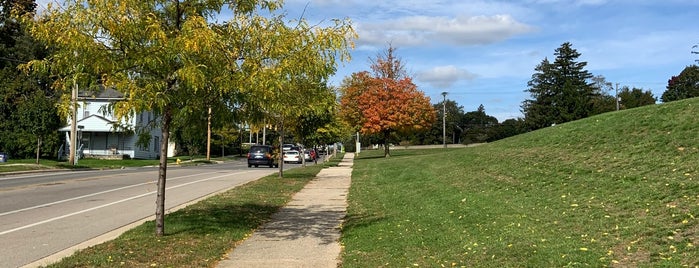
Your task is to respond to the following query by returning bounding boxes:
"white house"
[58,88,174,159]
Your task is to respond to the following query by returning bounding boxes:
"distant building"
[58,87,174,159]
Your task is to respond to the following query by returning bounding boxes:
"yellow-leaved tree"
[21,0,354,236]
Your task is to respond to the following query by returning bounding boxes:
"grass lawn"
[41,154,343,267]
[341,98,699,267]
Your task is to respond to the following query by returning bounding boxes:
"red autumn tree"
[339,47,436,157]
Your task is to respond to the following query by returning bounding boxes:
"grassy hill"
[342,98,699,267]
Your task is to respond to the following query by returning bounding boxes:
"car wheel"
[254,165,258,167]
[248,164,252,167]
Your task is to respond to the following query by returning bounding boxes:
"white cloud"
[357,14,535,48]
[416,65,478,89]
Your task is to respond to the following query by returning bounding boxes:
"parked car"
[247,145,278,168]
[282,144,295,151]
[303,150,314,162]
[283,150,302,164]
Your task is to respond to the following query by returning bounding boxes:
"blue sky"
[36,0,699,121]
[280,0,699,121]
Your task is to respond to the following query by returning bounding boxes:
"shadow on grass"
[164,202,283,236]
[342,213,386,230]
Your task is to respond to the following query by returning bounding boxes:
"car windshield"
[250,147,267,153]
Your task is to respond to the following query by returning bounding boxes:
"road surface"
[0,159,290,267]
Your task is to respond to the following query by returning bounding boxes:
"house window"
[154,136,160,152]
[83,110,90,118]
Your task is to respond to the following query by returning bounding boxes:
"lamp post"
[442,92,447,148]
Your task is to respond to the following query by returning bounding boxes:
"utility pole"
[442,92,447,148]
[69,79,78,165]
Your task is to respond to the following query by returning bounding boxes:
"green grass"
[42,154,343,268]
[341,98,699,267]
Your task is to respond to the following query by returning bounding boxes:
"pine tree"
[522,42,596,130]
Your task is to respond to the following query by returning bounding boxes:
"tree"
[618,86,656,109]
[522,42,597,130]
[589,75,616,114]
[23,0,354,236]
[339,47,435,157]
[435,99,464,145]
[661,65,699,102]
[0,0,60,161]
[291,84,337,149]
[489,118,527,141]
[459,104,498,144]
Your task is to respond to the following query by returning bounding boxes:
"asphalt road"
[0,158,294,268]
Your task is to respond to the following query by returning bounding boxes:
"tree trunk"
[35,136,41,164]
[277,116,284,178]
[383,131,391,157]
[206,106,211,161]
[155,108,172,236]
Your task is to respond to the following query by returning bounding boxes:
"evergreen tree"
[461,104,498,144]
[661,65,699,102]
[522,42,596,130]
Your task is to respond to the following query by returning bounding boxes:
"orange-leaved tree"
[339,47,435,157]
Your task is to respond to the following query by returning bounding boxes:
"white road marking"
[0,170,254,236]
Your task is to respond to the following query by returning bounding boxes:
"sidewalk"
[217,153,354,268]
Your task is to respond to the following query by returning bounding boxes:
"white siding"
[61,99,164,160]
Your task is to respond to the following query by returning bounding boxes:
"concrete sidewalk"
[217,153,354,268]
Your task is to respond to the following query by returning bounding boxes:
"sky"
[278,0,699,121]
[35,0,699,121]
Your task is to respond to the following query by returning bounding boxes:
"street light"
[442,92,447,148]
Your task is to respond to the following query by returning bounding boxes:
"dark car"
[247,145,278,168]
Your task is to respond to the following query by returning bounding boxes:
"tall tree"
[522,42,596,130]
[23,0,354,236]
[461,104,498,144]
[290,83,337,149]
[618,86,656,109]
[339,47,435,157]
[436,99,464,145]
[661,65,699,102]
[0,0,60,161]
[589,75,616,114]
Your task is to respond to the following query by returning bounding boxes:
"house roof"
[79,86,124,100]
[59,114,125,133]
